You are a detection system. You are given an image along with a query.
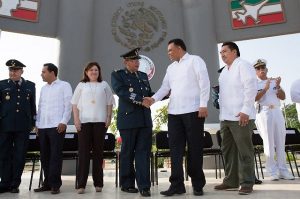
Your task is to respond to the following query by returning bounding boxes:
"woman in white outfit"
[71,62,115,194]
[254,59,294,181]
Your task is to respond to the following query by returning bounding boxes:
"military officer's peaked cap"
[120,47,141,60]
[253,59,267,68]
[6,59,26,69]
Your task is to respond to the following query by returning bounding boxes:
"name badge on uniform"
[129,87,134,92]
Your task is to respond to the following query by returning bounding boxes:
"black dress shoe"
[255,178,263,184]
[193,188,204,196]
[140,189,151,197]
[10,188,19,193]
[160,187,186,196]
[34,186,51,192]
[121,187,139,193]
[51,188,60,194]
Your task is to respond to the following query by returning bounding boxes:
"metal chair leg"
[254,151,260,179]
[257,151,264,179]
[155,155,158,185]
[286,151,295,176]
[291,150,299,177]
[29,158,35,191]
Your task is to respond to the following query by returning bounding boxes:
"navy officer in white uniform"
[254,59,294,181]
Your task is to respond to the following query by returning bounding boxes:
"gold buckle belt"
[262,105,277,109]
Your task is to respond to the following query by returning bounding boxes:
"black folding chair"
[202,131,223,179]
[26,133,41,191]
[214,130,225,178]
[252,129,264,179]
[154,131,188,185]
[103,133,119,187]
[62,132,79,188]
[285,128,300,177]
[154,131,170,185]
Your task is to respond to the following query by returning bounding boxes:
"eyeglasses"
[255,66,266,70]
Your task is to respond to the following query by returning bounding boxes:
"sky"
[0,30,60,101]
[1,30,300,106]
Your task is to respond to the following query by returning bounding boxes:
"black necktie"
[15,80,20,88]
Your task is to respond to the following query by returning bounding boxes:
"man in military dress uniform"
[111,48,153,197]
[0,59,36,194]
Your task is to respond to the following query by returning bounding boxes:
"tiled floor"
[1,168,299,199]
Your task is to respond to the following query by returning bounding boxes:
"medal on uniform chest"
[129,87,134,92]
[5,94,10,100]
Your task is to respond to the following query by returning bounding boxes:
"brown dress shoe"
[214,183,239,191]
[238,187,253,195]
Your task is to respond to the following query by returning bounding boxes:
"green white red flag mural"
[230,0,285,29]
[0,0,39,22]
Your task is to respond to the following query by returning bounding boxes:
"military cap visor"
[6,59,26,69]
[120,47,141,60]
[253,59,266,68]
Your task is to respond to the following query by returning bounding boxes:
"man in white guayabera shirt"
[214,42,257,195]
[146,38,210,196]
[34,63,72,194]
[290,78,300,122]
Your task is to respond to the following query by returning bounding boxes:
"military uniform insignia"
[129,93,136,100]
[129,87,134,92]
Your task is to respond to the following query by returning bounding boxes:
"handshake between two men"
[142,97,155,108]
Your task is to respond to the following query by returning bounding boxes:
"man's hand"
[198,107,208,118]
[142,97,155,108]
[57,123,67,133]
[264,79,271,91]
[236,112,249,126]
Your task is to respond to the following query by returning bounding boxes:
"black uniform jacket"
[0,78,36,133]
[111,69,153,130]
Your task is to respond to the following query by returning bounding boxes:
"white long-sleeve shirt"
[71,81,115,123]
[256,79,281,106]
[36,79,73,128]
[291,79,300,103]
[290,79,300,122]
[152,53,210,114]
[219,57,257,121]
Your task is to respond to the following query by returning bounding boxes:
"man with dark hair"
[146,38,210,196]
[0,59,36,194]
[33,63,72,194]
[214,42,257,195]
